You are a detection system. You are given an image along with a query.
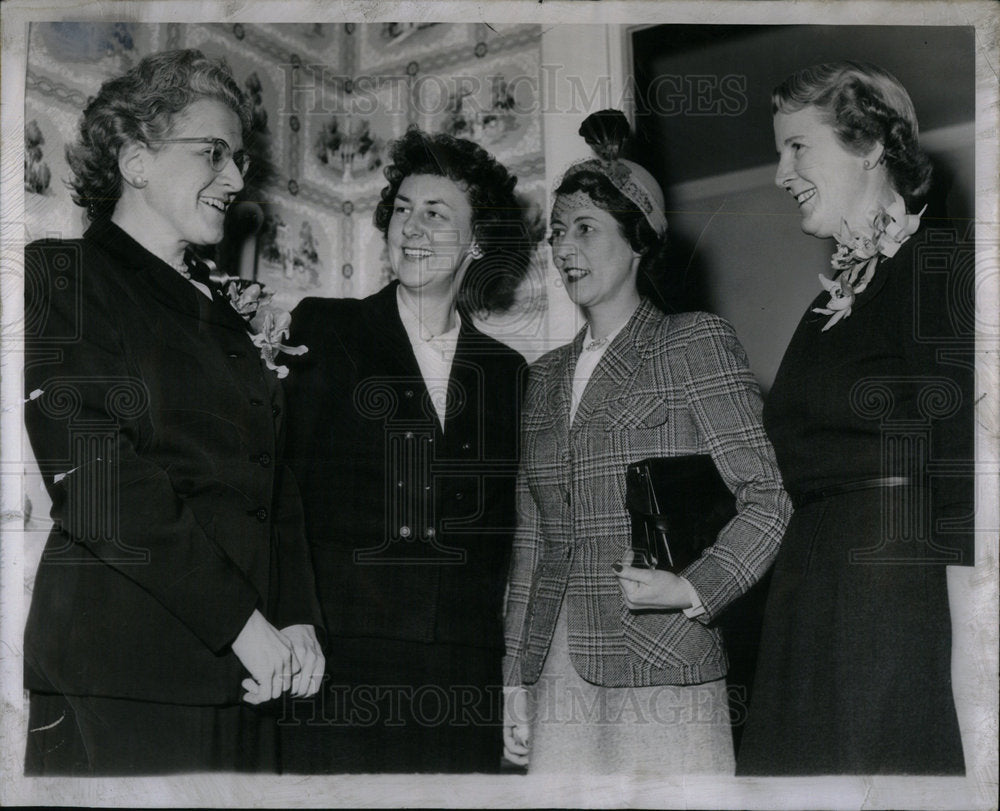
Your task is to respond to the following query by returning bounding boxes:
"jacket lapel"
[444,323,485,436]
[204,284,260,333]
[366,281,426,379]
[570,301,660,430]
[546,333,580,438]
[361,282,447,434]
[85,220,251,335]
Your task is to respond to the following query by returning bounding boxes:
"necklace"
[584,313,632,351]
[169,259,191,278]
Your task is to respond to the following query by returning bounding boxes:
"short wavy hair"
[772,61,932,203]
[66,48,252,221]
[552,168,673,310]
[373,127,536,315]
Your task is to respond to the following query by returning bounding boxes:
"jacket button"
[227,351,242,359]
[258,452,272,467]
[461,441,471,451]
[455,491,464,501]
[405,431,414,440]
[399,525,412,539]
[425,528,436,539]
[404,389,414,398]
[255,507,269,522]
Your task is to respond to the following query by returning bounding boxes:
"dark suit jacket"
[285,282,525,653]
[23,220,322,706]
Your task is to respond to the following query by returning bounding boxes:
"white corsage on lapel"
[222,279,308,378]
[813,191,925,332]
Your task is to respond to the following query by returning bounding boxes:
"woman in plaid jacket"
[502,111,791,774]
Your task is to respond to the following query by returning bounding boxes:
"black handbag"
[625,455,737,572]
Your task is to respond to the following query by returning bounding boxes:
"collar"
[85,219,209,294]
[84,218,247,332]
[570,298,660,357]
[85,218,174,272]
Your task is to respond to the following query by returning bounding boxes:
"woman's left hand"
[280,624,326,698]
[614,550,699,611]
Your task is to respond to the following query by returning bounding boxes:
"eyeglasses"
[146,137,251,177]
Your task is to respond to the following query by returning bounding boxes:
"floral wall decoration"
[38,22,136,64]
[312,115,385,183]
[443,74,520,146]
[24,120,51,194]
[257,211,327,296]
[245,71,269,132]
[24,21,546,317]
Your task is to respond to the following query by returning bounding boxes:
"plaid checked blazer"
[503,300,792,687]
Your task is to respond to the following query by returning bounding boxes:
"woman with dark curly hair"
[280,127,536,773]
[736,62,974,775]
[22,49,324,775]
[502,111,790,775]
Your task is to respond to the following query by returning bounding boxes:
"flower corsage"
[813,191,925,331]
[222,278,308,378]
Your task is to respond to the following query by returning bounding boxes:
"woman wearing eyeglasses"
[22,49,323,775]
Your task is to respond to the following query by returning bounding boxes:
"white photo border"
[1,1,996,808]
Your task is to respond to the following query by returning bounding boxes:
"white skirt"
[527,597,736,776]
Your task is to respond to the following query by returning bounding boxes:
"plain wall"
[668,132,975,392]
[632,24,976,391]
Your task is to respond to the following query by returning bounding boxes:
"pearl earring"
[132,175,147,188]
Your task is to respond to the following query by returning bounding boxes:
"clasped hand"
[613,550,698,611]
[231,609,325,705]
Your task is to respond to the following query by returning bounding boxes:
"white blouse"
[569,319,629,425]
[396,287,462,431]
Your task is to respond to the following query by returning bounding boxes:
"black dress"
[736,226,974,775]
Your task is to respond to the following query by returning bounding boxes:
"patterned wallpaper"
[24,21,548,319]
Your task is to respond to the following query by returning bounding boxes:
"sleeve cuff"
[680,576,707,619]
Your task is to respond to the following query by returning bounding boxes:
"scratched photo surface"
[0,1,996,808]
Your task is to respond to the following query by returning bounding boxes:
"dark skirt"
[736,490,965,775]
[25,692,276,775]
[278,637,504,773]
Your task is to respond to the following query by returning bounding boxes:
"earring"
[132,175,147,188]
[470,244,484,260]
[863,154,885,170]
